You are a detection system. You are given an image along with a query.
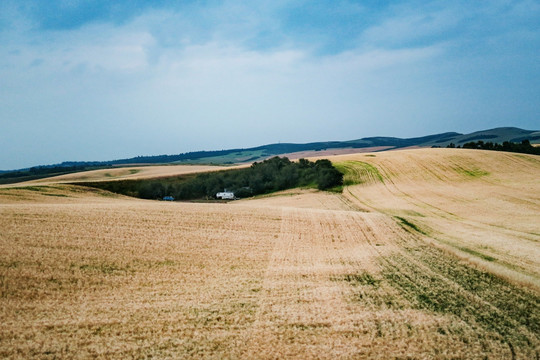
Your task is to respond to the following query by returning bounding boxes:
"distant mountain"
[1,127,538,184]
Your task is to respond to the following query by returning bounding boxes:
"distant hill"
[1,127,538,184]
[94,127,538,165]
[424,127,540,147]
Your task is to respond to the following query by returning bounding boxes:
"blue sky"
[1,0,539,170]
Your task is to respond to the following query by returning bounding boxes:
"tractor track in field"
[242,204,540,358]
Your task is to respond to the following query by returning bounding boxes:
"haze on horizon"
[1,0,539,170]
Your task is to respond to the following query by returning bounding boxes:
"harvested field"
[3,164,233,187]
[0,148,539,358]
[277,146,394,160]
[331,149,540,288]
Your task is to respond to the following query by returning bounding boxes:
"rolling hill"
[0,147,538,358]
[1,127,538,185]
[426,127,540,147]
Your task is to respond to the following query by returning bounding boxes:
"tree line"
[82,157,343,201]
[446,140,540,155]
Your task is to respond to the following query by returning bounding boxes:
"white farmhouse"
[216,191,235,200]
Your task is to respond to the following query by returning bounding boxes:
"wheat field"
[0,148,539,359]
[4,164,233,187]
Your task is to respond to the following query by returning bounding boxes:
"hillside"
[0,148,538,358]
[1,164,233,187]
[427,127,540,147]
[334,149,540,286]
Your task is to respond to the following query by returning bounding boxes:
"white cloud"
[0,1,539,169]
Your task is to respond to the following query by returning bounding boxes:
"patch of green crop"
[380,246,540,352]
[394,216,427,235]
[457,246,497,262]
[453,165,489,178]
[43,193,69,197]
[334,161,384,185]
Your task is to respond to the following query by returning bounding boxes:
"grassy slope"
[0,148,538,359]
[333,148,540,287]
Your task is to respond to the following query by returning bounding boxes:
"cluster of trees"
[84,157,343,201]
[446,140,540,155]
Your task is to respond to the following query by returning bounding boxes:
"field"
[12,164,232,186]
[172,150,268,165]
[0,148,539,359]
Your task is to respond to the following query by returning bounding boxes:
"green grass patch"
[42,193,69,197]
[394,216,427,235]
[457,246,497,262]
[334,161,384,186]
[452,165,489,178]
[381,247,540,350]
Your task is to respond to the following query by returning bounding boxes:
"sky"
[1,0,539,170]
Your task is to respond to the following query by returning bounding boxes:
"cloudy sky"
[1,0,539,170]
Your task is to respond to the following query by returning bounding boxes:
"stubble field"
[0,148,538,359]
[16,164,232,185]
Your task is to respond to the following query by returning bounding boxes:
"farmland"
[19,164,233,185]
[0,148,539,359]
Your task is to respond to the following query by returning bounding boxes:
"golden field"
[7,164,232,186]
[0,148,539,359]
